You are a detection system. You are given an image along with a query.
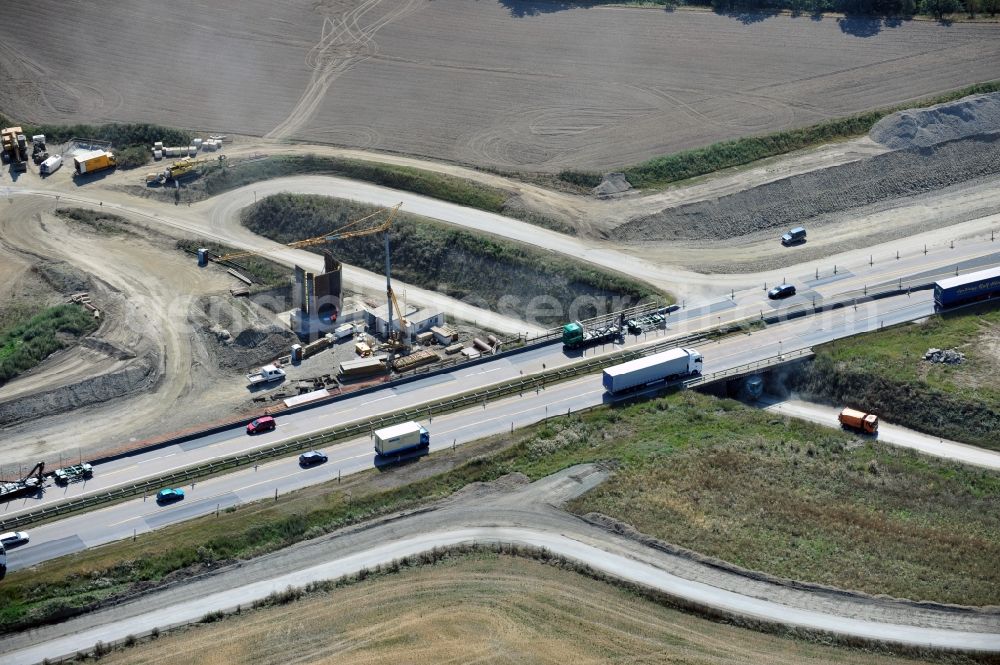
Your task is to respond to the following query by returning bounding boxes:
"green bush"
[0,305,99,382]
[241,194,661,324]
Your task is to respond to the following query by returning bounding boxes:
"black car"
[768,284,797,300]
[299,451,328,466]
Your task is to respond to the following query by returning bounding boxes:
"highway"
[2,466,997,665]
[1,291,942,572]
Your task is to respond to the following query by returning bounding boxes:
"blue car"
[156,488,185,503]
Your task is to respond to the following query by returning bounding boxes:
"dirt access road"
[2,1,999,172]
[2,465,998,665]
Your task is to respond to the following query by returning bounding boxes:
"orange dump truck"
[838,407,878,434]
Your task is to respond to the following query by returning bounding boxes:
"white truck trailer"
[374,421,430,456]
[602,348,703,394]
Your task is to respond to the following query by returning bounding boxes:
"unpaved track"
[0,197,242,462]
[2,2,999,171]
[1,466,997,665]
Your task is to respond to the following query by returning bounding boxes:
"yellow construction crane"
[212,202,409,334]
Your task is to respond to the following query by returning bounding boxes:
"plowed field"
[2,1,999,172]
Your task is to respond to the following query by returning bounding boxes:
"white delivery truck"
[602,348,702,394]
[374,421,430,456]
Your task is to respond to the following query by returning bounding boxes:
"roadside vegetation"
[3,391,996,635]
[195,154,574,234]
[561,80,1000,189]
[521,0,998,20]
[0,304,99,383]
[55,208,135,236]
[241,194,659,324]
[0,114,189,169]
[81,554,964,665]
[175,239,289,292]
[789,304,1000,449]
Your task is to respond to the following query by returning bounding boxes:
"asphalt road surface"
[2,466,997,665]
[1,292,944,572]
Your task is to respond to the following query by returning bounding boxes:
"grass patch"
[609,79,1000,189]
[84,554,963,665]
[0,304,99,383]
[3,392,996,634]
[241,194,660,324]
[175,239,289,291]
[193,154,574,234]
[55,208,134,236]
[790,304,1000,448]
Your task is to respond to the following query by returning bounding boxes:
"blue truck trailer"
[934,266,1000,310]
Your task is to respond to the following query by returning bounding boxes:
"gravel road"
[3,466,997,664]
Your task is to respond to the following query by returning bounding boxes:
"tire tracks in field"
[266,0,422,140]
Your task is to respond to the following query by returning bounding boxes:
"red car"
[247,415,276,435]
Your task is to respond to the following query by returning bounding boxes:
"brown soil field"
[87,555,951,665]
[2,1,999,172]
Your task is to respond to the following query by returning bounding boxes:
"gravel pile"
[924,348,965,364]
[612,133,1000,243]
[870,92,1000,150]
[592,173,633,199]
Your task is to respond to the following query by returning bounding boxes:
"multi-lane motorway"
[1,289,951,572]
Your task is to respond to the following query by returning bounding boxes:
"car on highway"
[247,415,276,435]
[768,284,797,300]
[155,488,185,503]
[299,451,328,466]
[0,531,29,547]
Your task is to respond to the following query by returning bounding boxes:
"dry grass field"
[88,555,951,665]
[2,1,999,172]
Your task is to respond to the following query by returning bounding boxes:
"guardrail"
[0,280,940,530]
[0,329,711,531]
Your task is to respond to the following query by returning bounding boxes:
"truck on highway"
[246,364,286,385]
[838,408,878,435]
[0,462,45,500]
[602,347,703,394]
[562,320,621,350]
[374,421,430,456]
[0,541,6,578]
[73,149,117,175]
[933,266,1000,310]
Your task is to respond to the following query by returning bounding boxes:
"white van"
[39,155,62,175]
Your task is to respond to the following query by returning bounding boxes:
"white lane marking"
[136,453,176,465]
[435,388,604,436]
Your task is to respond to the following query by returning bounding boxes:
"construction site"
[1,1,1000,664]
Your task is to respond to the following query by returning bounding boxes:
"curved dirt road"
[3,466,997,664]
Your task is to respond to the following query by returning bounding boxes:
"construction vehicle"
[246,364,286,385]
[1,127,28,172]
[74,149,117,175]
[145,156,215,185]
[838,408,879,435]
[54,462,93,485]
[0,462,46,500]
[562,320,622,350]
[39,155,62,175]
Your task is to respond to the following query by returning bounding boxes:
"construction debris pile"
[923,348,965,364]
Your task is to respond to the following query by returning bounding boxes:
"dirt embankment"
[611,134,1000,244]
[870,91,1000,150]
[189,295,298,373]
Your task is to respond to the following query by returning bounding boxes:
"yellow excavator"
[213,203,409,343]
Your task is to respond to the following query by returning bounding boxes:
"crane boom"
[213,203,401,262]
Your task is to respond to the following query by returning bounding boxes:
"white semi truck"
[602,348,703,394]
[374,421,430,456]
